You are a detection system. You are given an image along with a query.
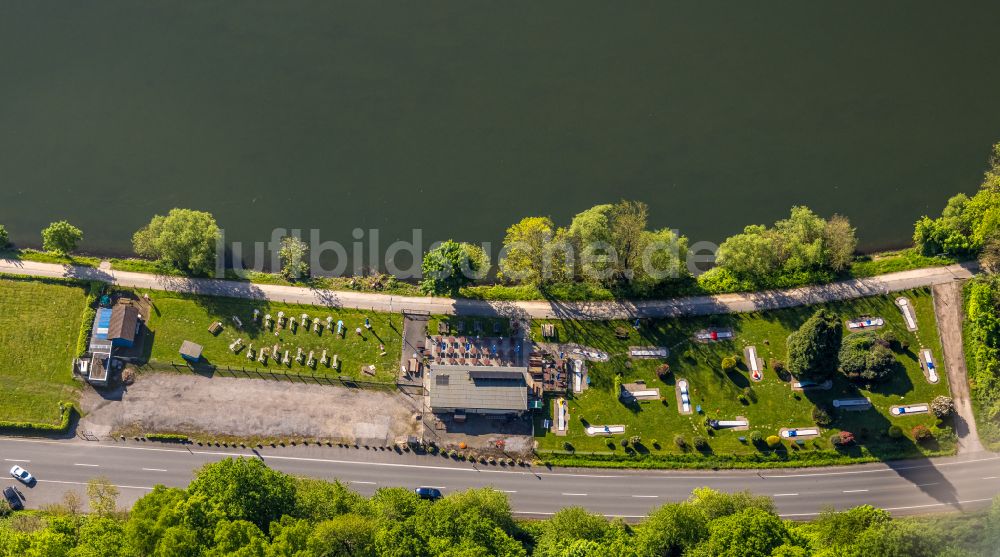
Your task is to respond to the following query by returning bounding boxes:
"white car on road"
[9,465,33,485]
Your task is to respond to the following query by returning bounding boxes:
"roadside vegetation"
[532,289,954,468]
[0,277,89,424]
[963,274,1000,450]
[138,289,402,383]
[0,456,995,556]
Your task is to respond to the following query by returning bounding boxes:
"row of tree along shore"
[1,141,997,301]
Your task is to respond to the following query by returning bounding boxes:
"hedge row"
[74,281,104,357]
[0,402,75,434]
[145,433,190,443]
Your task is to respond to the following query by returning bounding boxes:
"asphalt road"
[2,438,997,519]
[0,259,978,319]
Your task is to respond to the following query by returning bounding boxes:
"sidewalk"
[0,257,977,320]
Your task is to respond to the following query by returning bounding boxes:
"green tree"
[634,503,708,556]
[687,488,775,521]
[293,478,368,522]
[278,236,309,281]
[86,477,119,518]
[205,520,268,557]
[687,508,792,557]
[0,224,9,249]
[187,458,296,530]
[838,331,897,382]
[608,200,649,283]
[307,514,376,557]
[498,216,556,284]
[41,220,83,254]
[823,214,858,271]
[68,517,129,557]
[809,505,891,549]
[786,309,842,381]
[533,507,611,557]
[420,240,489,294]
[716,225,781,277]
[132,208,220,276]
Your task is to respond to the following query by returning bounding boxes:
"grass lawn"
[531,288,954,465]
[0,278,88,423]
[139,290,403,383]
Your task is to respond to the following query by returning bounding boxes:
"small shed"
[108,305,141,347]
[179,341,203,363]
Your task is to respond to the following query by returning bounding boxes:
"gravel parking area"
[79,373,422,445]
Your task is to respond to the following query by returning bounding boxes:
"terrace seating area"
[527,352,568,394]
[427,335,523,367]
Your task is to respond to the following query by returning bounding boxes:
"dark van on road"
[3,487,23,511]
[414,487,443,500]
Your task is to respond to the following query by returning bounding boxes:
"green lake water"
[2,2,1000,266]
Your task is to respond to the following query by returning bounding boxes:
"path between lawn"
[933,281,985,454]
[0,258,978,320]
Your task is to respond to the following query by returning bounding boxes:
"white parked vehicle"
[9,465,33,485]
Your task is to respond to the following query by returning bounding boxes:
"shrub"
[766,435,781,448]
[811,405,833,427]
[0,224,8,249]
[771,360,785,374]
[650,438,660,449]
[620,438,629,448]
[887,425,903,439]
[839,332,897,382]
[912,425,934,443]
[563,441,574,452]
[674,434,687,448]
[749,431,764,444]
[656,364,671,378]
[931,395,955,418]
[629,435,641,446]
[693,436,709,450]
[831,431,855,446]
[614,326,629,339]
[721,356,737,371]
[606,439,615,450]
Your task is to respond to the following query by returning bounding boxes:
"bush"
[749,431,763,444]
[766,435,781,448]
[771,360,785,374]
[839,332,897,382]
[693,436,709,450]
[931,395,955,418]
[620,438,629,448]
[674,435,687,448]
[912,425,934,443]
[629,435,641,446]
[830,431,855,447]
[887,425,903,439]
[0,224,8,249]
[721,356,737,371]
[656,364,671,379]
[811,405,833,427]
[563,441,574,452]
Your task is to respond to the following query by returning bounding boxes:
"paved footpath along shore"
[0,258,977,320]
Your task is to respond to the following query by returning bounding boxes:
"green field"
[141,290,402,382]
[0,278,87,423]
[532,288,954,464]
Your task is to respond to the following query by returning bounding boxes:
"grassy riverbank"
[530,289,954,467]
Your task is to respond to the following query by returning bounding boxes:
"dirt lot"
[79,373,422,445]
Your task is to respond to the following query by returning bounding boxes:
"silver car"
[9,465,33,485]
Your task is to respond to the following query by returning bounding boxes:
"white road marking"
[915,482,939,487]
[501,490,518,493]
[562,493,588,496]
[141,468,167,472]
[74,463,99,467]
[350,480,377,485]
[842,489,869,493]
[763,455,1000,478]
[4,459,29,463]
[983,476,998,480]
[36,479,153,491]
[631,495,658,498]
[773,493,799,497]
[423,486,447,490]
